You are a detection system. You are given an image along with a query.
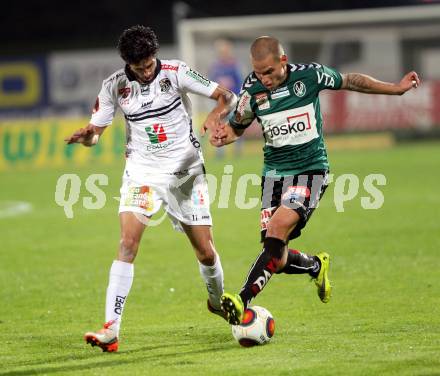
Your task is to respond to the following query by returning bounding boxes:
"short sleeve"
[90,81,116,127]
[177,61,218,97]
[314,64,343,92]
[229,89,255,130]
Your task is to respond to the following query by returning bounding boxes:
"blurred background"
[1,0,440,170]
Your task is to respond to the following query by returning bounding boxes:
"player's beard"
[137,74,154,85]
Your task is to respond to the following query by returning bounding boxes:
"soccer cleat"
[220,293,244,325]
[84,320,119,352]
[313,252,332,303]
[207,299,228,321]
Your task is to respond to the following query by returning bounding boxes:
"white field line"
[0,201,33,219]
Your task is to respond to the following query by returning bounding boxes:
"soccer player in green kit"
[206,36,420,325]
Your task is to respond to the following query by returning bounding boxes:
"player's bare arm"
[341,71,420,95]
[201,86,237,136]
[65,124,107,147]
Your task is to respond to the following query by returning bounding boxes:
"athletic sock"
[239,237,285,308]
[198,252,224,310]
[278,249,321,277]
[105,260,134,335]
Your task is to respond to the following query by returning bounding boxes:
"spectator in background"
[208,39,243,158]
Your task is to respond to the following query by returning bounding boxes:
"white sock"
[198,253,224,310]
[105,260,134,335]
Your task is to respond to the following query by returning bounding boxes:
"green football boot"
[207,299,228,321]
[313,252,332,303]
[220,292,244,325]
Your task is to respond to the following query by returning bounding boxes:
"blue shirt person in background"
[209,39,243,158]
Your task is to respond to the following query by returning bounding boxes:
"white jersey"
[90,59,218,173]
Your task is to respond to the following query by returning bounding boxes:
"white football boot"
[84,320,119,352]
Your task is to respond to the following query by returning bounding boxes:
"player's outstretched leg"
[277,249,321,275]
[312,252,332,303]
[84,320,119,352]
[220,293,244,325]
[278,249,332,303]
[220,237,285,324]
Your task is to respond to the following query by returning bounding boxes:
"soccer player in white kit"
[65,25,237,352]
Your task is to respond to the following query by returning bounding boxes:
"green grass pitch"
[1,141,439,375]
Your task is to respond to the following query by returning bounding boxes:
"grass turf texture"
[1,141,439,375]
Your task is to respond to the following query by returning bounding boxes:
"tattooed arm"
[341,71,420,95]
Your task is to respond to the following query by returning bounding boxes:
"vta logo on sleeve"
[316,71,335,87]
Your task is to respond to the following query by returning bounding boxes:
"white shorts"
[118,160,212,232]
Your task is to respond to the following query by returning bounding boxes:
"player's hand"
[201,93,228,136]
[209,133,223,147]
[398,71,420,93]
[201,112,221,137]
[64,125,97,146]
[209,123,229,147]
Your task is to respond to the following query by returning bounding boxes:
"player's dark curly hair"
[117,25,160,64]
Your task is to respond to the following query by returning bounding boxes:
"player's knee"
[196,245,216,265]
[266,222,288,240]
[120,235,140,255]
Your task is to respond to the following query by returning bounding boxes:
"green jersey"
[230,63,342,176]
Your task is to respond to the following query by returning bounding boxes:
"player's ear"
[280,55,288,64]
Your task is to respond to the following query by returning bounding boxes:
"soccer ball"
[231,305,275,347]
